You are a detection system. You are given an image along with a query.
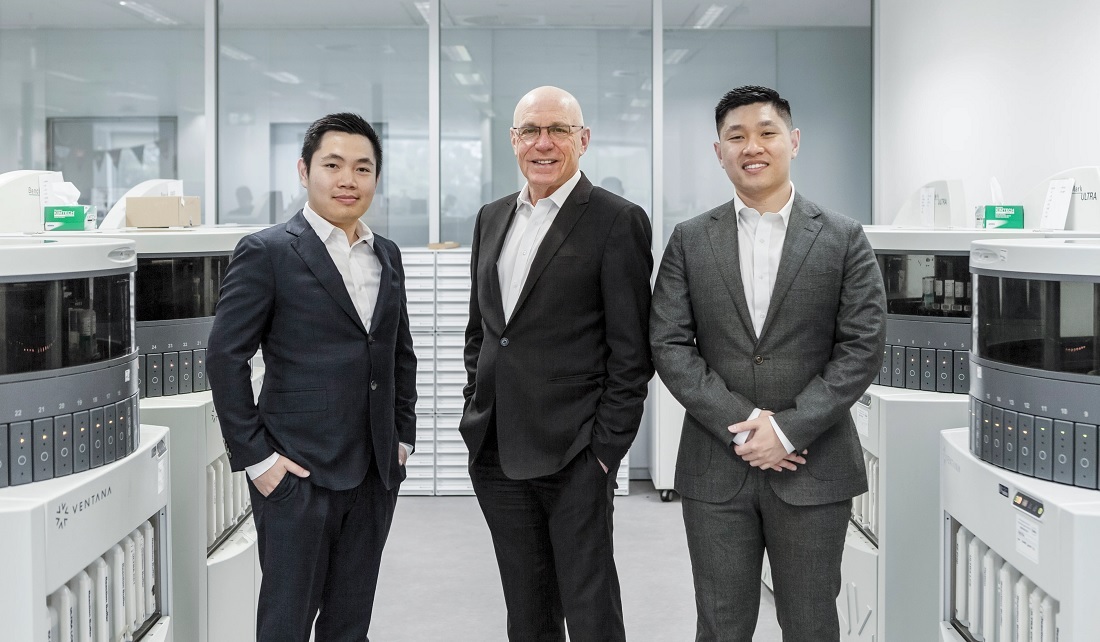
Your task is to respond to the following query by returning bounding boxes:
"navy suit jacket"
[207,211,417,491]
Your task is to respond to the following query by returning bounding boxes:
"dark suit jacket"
[207,211,417,491]
[650,193,886,506]
[460,173,654,480]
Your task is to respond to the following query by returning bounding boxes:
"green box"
[44,205,96,231]
[982,205,1024,229]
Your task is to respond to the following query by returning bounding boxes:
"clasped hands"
[728,410,808,472]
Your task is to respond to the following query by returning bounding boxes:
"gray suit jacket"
[650,193,885,506]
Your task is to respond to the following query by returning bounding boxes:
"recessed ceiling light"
[621,113,641,122]
[630,98,649,108]
[316,43,356,52]
[220,45,255,62]
[468,94,490,103]
[414,2,430,23]
[309,90,337,101]
[117,1,179,26]
[441,45,472,62]
[107,90,158,101]
[453,73,483,86]
[46,70,89,83]
[664,48,689,65]
[693,4,727,29]
[264,71,302,85]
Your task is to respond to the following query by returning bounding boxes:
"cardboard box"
[44,205,97,231]
[126,196,200,228]
[981,205,1024,229]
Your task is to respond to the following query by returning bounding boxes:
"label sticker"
[1016,514,1040,564]
[855,406,870,437]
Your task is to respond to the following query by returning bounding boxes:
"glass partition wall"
[217,1,429,245]
[661,0,872,244]
[0,0,204,222]
[1,0,871,478]
[2,0,871,245]
[439,2,653,245]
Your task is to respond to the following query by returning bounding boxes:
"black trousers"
[470,427,625,642]
[248,459,398,642]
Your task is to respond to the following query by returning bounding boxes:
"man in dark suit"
[650,86,886,641]
[207,113,416,642]
[461,86,653,641]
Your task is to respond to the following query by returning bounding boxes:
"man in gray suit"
[650,86,886,641]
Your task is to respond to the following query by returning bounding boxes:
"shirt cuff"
[400,442,414,460]
[768,416,796,454]
[733,408,763,446]
[246,452,280,480]
[733,409,795,454]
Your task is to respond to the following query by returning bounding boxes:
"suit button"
[367,334,375,345]
[370,380,378,390]
[500,338,509,347]
[754,355,764,365]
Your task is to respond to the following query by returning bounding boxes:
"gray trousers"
[682,469,850,642]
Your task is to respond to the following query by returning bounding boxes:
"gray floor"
[371,481,783,641]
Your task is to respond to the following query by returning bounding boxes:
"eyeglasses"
[510,124,585,142]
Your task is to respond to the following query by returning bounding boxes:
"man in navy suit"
[208,113,417,642]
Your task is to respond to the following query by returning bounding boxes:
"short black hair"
[300,112,382,179]
[714,85,793,134]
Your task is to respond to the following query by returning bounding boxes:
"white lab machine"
[0,234,172,641]
[1020,166,1100,233]
[839,227,1052,642]
[0,236,141,487]
[86,227,267,642]
[0,170,65,233]
[72,227,266,401]
[0,423,173,641]
[842,385,968,641]
[141,385,259,642]
[890,179,969,229]
[968,238,1100,488]
[940,427,1100,641]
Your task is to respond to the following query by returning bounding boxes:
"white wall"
[874,0,1100,222]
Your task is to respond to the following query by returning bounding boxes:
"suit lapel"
[758,194,823,340]
[707,202,757,342]
[370,239,394,334]
[287,211,369,335]
[507,175,593,324]
[481,199,518,328]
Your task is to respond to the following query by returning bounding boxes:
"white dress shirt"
[497,170,583,322]
[247,204,412,479]
[730,185,796,454]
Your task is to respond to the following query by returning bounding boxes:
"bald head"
[510,85,591,203]
[513,86,585,127]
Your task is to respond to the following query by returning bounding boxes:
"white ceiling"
[0,0,869,29]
